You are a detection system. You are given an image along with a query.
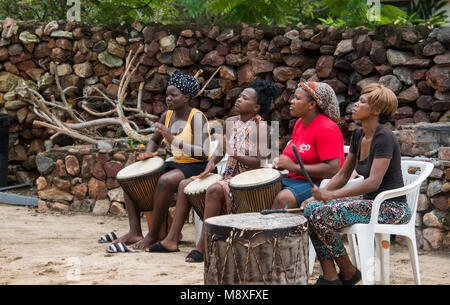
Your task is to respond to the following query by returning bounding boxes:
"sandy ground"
[0,203,448,285]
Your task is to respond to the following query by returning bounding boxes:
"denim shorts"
[282,178,320,207]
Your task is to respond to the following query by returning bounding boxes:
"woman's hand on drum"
[190,161,215,181]
[273,155,295,172]
[155,122,174,143]
[137,151,158,161]
[311,185,334,202]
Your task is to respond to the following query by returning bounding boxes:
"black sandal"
[338,268,361,285]
[185,249,203,263]
[315,277,343,285]
[148,242,180,253]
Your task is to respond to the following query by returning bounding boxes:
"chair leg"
[375,233,390,284]
[406,235,421,285]
[356,232,375,285]
[347,233,360,270]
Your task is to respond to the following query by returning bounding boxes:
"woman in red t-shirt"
[272,81,344,209]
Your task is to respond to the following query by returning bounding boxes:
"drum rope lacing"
[208,227,308,285]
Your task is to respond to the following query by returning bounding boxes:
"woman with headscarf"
[304,84,411,285]
[108,70,212,251]
[271,81,345,210]
[149,80,281,262]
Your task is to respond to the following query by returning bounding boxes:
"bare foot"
[112,232,143,245]
[129,233,157,250]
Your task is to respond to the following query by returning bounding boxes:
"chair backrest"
[400,160,434,219]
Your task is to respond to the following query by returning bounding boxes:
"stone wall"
[0,19,449,249]
[35,145,166,216]
[397,123,449,250]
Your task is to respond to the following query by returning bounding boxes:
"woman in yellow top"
[111,70,212,251]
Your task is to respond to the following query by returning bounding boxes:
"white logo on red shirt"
[299,144,311,153]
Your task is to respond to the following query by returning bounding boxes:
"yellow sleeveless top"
[164,108,212,163]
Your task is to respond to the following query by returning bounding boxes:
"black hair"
[241,80,281,117]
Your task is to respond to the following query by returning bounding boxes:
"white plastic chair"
[308,173,364,276]
[338,160,433,285]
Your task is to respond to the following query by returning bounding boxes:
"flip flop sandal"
[185,249,203,263]
[106,242,143,253]
[148,241,180,253]
[98,232,118,243]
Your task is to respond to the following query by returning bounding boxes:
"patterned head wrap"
[297,81,340,122]
[167,70,201,97]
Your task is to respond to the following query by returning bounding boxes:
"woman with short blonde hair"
[303,83,411,285]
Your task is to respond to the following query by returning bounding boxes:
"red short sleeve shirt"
[282,114,345,182]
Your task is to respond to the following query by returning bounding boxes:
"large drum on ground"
[229,168,282,213]
[116,156,166,211]
[184,173,224,220]
[204,212,309,285]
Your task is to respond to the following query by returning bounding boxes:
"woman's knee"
[178,178,192,192]
[304,201,323,218]
[272,189,296,209]
[205,183,223,200]
[157,171,183,191]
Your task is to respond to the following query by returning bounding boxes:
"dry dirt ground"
[0,203,448,285]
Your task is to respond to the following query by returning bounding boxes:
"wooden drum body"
[229,168,282,213]
[204,213,309,285]
[184,173,223,220]
[115,156,166,211]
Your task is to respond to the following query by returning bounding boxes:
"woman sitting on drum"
[271,81,344,210]
[112,70,212,250]
[149,80,281,262]
[304,84,411,285]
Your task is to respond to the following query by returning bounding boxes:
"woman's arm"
[275,155,341,179]
[138,113,165,160]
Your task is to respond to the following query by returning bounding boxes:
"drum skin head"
[184,173,223,195]
[116,156,165,180]
[229,168,281,188]
[205,212,306,231]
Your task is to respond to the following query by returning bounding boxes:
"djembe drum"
[116,156,173,241]
[204,212,309,285]
[115,156,166,211]
[184,173,224,220]
[229,168,282,213]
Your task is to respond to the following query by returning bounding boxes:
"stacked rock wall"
[35,145,167,216]
[397,123,449,250]
[0,19,448,249]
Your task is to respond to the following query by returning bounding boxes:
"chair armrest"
[368,179,425,225]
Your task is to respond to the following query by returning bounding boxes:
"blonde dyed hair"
[361,83,398,117]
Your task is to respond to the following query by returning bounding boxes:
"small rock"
[19,31,39,44]
[92,199,111,216]
[50,30,73,39]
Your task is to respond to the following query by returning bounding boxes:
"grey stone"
[393,67,414,85]
[334,39,354,56]
[36,153,55,175]
[98,51,123,68]
[50,30,73,39]
[427,180,443,197]
[379,75,402,94]
[386,49,411,66]
[92,40,107,53]
[92,199,111,216]
[19,31,39,44]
